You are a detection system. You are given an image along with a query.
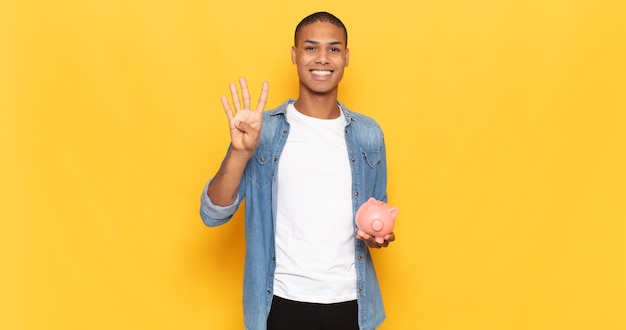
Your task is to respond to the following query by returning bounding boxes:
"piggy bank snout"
[371,220,384,232]
[355,198,398,242]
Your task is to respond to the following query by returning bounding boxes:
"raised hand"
[221,77,269,158]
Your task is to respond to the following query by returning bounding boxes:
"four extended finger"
[239,77,251,110]
[221,95,234,122]
[229,82,241,111]
[256,81,269,112]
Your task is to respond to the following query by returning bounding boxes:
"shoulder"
[340,102,383,133]
[346,110,380,128]
[340,103,385,151]
[263,99,294,119]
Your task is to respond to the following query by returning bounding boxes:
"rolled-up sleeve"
[199,179,241,227]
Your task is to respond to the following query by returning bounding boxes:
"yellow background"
[2,0,625,329]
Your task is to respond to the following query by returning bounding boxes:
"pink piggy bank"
[355,197,399,244]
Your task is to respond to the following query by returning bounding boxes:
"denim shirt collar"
[268,98,355,126]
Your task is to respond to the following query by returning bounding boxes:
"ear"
[387,206,399,219]
[345,48,350,67]
[291,46,297,64]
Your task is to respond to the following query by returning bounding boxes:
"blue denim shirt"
[200,99,388,330]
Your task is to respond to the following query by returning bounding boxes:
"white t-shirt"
[273,103,356,303]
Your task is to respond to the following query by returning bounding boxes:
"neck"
[293,90,340,119]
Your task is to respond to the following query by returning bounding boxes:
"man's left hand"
[356,228,396,249]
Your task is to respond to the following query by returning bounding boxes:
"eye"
[305,46,315,51]
[330,47,342,53]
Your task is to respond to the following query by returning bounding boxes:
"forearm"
[207,151,250,206]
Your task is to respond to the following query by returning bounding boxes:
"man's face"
[292,21,350,96]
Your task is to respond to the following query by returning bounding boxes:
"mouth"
[310,69,333,77]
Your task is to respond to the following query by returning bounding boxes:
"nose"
[316,50,329,64]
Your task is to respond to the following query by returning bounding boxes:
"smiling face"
[291,21,350,97]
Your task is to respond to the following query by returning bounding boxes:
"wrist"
[228,149,254,163]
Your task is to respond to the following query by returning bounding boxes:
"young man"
[200,12,395,330]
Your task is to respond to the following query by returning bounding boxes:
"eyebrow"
[303,39,344,46]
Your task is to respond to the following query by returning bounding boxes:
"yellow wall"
[2,0,625,329]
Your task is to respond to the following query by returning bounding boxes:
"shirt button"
[358,255,363,261]
[358,289,363,294]
[354,191,359,196]
[267,290,272,295]
[351,157,356,162]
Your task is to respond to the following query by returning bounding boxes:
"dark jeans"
[267,296,359,330]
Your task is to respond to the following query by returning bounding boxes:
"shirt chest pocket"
[362,149,381,167]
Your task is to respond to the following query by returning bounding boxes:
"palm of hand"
[230,109,262,152]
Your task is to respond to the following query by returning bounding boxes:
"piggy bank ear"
[387,207,399,218]
[364,197,377,208]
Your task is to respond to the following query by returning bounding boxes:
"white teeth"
[311,70,332,76]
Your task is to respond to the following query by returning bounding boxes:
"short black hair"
[294,12,348,46]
